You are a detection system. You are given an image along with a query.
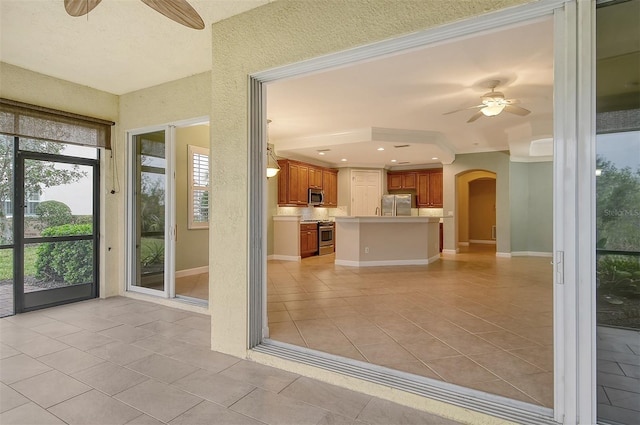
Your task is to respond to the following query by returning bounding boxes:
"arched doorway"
[456,170,497,252]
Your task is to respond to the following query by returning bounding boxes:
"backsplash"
[277,206,348,221]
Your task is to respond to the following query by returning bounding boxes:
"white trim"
[495,252,512,258]
[511,251,553,257]
[442,248,459,254]
[271,255,301,262]
[469,239,497,245]
[510,155,554,163]
[175,266,208,278]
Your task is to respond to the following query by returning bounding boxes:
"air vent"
[394,144,410,148]
[398,161,411,165]
[316,149,331,152]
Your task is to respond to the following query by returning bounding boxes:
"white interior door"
[351,170,381,216]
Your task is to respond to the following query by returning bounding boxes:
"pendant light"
[266,119,280,178]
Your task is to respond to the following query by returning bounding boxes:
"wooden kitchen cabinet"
[308,166,323,189]
[278,159,309,206]
[278,159,339,207]
[387,172,417,190]
[322,169,338,207]
[416,169,443,208]
[300,223,318,258]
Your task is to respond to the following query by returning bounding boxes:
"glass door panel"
[130,130,168,295]
[596,1,640,423]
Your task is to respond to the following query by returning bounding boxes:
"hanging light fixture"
[266,120,280,178]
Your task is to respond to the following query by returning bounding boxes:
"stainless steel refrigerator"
[381,194,412,216]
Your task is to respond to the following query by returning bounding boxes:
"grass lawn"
[0,246,38,281]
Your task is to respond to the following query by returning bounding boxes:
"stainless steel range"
[318,221,335,255]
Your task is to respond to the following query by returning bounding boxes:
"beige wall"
[210,1,530,422]
[175,125,210,271]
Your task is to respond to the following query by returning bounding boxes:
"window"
[188,145,209,229]
[2,192,40,217]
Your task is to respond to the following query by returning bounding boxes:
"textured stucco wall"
[0,62,121,297]
[210,0,531,423]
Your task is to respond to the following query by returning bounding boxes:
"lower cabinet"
[300,223,318,258]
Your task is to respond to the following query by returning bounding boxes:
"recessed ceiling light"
[390,159,397,163]
[341,158,347,162]
[431,157,439,160]
[318,152,325,155]
[377,147,385,151]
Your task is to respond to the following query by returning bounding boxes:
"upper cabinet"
[308,166,323,189]
[277,159,338,207]
[416,169,443,208]
[388,168,443,208]
[322,169,338,207]
[387,172,417,190]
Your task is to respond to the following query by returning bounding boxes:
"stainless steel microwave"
[308,188,324,206]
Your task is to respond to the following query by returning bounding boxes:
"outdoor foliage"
[596,156,640,328]
[35,223,93,284]
[36,200,73,228]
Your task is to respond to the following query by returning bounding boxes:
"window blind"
[0,98,115,149]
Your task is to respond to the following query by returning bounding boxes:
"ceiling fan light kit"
[444,80,530,122]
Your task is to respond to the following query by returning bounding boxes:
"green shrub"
[35,223,93,284]
[36,201,72,228]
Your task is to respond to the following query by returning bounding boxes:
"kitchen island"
[334,216,440,267]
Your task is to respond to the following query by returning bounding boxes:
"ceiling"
[0,0,269,95]
[1,1,637,170]
[267,17,556,169]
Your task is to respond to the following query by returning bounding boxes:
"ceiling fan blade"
[467,111,483,123]
[443,104,484,115]
[504,104,531,116]
[140,0,205,30]
[64,0,102,17]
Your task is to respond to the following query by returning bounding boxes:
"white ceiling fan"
[444,80,531,123]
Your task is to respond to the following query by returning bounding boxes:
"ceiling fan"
[64,0,205,30]
[444,80,531,123]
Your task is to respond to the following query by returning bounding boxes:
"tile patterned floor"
[0,296,462,425]
[268,246,556,408]
[175,273,209,301]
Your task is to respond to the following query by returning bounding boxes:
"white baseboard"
[335,259,430,267]
[496,252,512,258]
[427,254,441,264]
[442,249,458,254]
[469,239,497,245]
[271,255,301,262]
[511,251,553,257]
[458,242,469,246]
[175,266,208,278]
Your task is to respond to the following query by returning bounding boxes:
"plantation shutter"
[0,98,115,149]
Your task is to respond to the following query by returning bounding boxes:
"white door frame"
[248,1,600,423]
[126,124,175,299]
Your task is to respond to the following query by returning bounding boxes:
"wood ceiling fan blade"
[64,0,102,17]
[467,111,483,123]
[443,104,483,115]
[140,0,205,30]
[504,104,531,116]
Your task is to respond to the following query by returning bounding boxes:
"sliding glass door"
[128,128,174,298]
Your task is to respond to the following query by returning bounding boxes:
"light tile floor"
[0,296,462,425]
[268,246,556,408]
